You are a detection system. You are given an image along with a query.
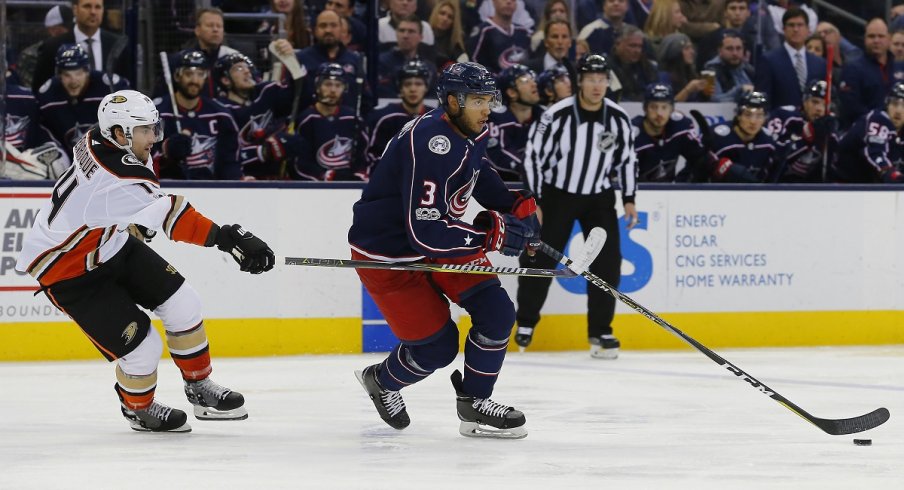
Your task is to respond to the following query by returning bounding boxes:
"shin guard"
[378,320,459,392]
[460,286,516,398]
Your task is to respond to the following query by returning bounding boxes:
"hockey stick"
[283,256,577,277]
[268,40,307,136]
[160,52,181,132]
[822,44,834,182]
[538,242,891,436]
[105,36,128,94]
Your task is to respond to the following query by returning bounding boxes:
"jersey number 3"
[420,181,437,205]
[48,166,78,225]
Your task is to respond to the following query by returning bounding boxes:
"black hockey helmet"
[436,61,500,109]
[55,43,90,72]
[536,64,570,104]
[643,83,674,106]
[738,91,768,113]
[395,59,432,90]
[577,53,611,77]
[887,81,904,104]
[314,62,347,87]
[214,52,256,87]
[803,80,827,101]
[176,49,208,77]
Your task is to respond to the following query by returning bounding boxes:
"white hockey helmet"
[97,90,164,149]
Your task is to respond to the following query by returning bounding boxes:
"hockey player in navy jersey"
[155,50,241,180]
[213,53,301,179]
[16,90,274,432]
[707,91,779,183]
[632,83,711,182]
[289,62,368,181]
[767,80,838,183]
[2,73,69,180]
[36,44,129,154]
[486,64,544,181]
[832,81,904,183]
[348,62,540,439]
[365,59,430,170]
[536,64,572,107]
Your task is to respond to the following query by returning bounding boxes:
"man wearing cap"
[15,5,74,88]
[33,0,132,92]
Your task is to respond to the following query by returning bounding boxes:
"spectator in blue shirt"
[839,18,904,126]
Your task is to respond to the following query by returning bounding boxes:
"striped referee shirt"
[524,96,637,203]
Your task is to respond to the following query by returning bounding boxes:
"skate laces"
[473,398,512,418]
[145,401,173,420]
[380,389,406,417]
[194,378,231,401]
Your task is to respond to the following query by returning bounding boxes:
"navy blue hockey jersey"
[767,106,837,183]
[155,94,241,180]
[36,71,129,152]
[485,105,543,181]
[631,111,709,182]
[467,20,532,74]
[365,102,427,170]
[348,108,517,261]
[4,80,49,151]
[834,109,903,183]
[709,123,779,182]
[293,45,373,112]
[289,105,368,181]
[217,80,295,174]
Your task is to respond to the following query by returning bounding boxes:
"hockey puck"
[853,439,872,446]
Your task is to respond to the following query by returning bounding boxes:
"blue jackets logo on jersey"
[499,46,529,70]
[317,136,354,168]
[449,169,479,218]
[429,135,451,154]
[4,115,30,148]
[185,135,217,168]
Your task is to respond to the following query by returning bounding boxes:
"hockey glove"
[509,190,541,254]
[163,134,192,160]
[262,132,304,163]
[880,167,904,183]
[714,158,759,183]
[214,224,275,274]
[802,115,837,149]
[127,224,157,243]
[474,210,535,257]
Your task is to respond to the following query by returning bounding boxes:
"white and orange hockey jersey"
[16,128,218,287]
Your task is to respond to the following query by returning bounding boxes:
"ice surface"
[1,346,902,489]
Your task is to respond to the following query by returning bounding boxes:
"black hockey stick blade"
[537,241,891,436]
[283,256,577,277]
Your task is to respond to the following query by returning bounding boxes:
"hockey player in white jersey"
[16,90,275,433]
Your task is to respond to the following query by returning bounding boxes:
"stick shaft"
[283,256,575,278]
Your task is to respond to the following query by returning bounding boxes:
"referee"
[515,53,638,359]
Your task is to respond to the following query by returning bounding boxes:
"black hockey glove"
[127,224,157,243]
[262,132,304,162]
[214,224,275,274]
[163,133,192,160]
[474,210,535,257]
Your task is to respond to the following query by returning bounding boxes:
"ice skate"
[120,399,191,433]
[590,334,620,359]
[514,325,535,352]
[184,377,248,420]
[450,370,526,439]
[355,364,410,430]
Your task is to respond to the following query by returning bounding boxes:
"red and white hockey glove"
[474,210,535,257]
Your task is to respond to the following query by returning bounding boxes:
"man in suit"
[32,0,132,92]
[525,19,573,74]
[839,18,904,126]
[754,7,825,109]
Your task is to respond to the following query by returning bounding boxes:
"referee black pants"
[516,186,621,339]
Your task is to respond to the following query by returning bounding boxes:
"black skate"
[184,377,248,420]
[514,325,535,351]
[590,334,620,359]
[354,364,410,430]
[450,370,526,439]
[120,400,191,433]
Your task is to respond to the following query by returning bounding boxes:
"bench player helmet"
[887,81,904,104]
[55,43,90,73]
[497,64,536,103]
[315,62,347,87]
[176,49,208,76]
[536,64,569,103]
[643,83,674,107]
[98,90,164,151]
[738,91,768,113]
[396,59,432,90]
[437,61,501,110]
[214,52,257,88]
[803,80,828,101]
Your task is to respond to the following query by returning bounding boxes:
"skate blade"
[193,405,248,421]
[354,370,366,389]
[128,421,192,433]
[590,347,619,360]
[458,421,527,439]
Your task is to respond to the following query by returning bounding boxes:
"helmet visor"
[461,91,502,110]
[133,121,165,143]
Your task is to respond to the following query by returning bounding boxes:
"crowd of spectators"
[4,0,904,184]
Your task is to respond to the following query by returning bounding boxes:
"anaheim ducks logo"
[498,46,529,70]
[448,169,479,218]
[317,136,353,169]
[121,321,138,345]
[110,95,128,103]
